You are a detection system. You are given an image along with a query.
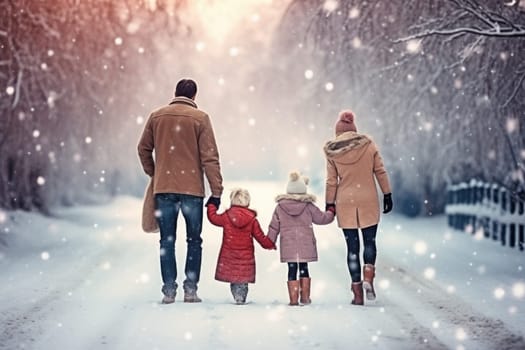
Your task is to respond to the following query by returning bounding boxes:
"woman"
[323,110,393,305]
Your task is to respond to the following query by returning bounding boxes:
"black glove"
[206,196,221,208]
[383,193,393,214]
[325,203,336,214]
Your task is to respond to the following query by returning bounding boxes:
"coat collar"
[169,96,198,108]
[275,193,317,203]
[324,131,371,158]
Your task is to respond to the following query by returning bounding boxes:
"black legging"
[288,262,309,281]
[343,225,378,283]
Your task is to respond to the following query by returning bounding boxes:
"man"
[138,79,223,304]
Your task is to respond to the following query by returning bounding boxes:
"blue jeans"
[155,193,203,296]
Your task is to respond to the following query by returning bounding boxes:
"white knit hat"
[230,188,251,207]
[286,171,309,195]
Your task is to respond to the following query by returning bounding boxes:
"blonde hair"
[230,188,251,207]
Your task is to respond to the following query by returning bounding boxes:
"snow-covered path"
[1,182,524,350]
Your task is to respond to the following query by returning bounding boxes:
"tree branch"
[394,26,525,42]
[502,70,525,108]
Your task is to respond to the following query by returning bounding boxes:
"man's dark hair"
[175,79,197,99]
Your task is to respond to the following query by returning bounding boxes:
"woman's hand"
[383,193,393,214]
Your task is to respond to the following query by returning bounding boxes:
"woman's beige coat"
[324,131,391,228]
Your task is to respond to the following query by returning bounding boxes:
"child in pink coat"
[267,172,335,305]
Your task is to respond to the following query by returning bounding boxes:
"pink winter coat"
[267,194,334,263]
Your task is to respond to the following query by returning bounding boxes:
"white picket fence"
[445,180,524,251]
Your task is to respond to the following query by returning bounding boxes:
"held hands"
[383,193,393,214]
[205,196,221,208]
[325,203,336,215]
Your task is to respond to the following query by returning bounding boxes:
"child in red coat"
[207,188,275,304]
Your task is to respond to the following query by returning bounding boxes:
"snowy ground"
[1,181,524,350]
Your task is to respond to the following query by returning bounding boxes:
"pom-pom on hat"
[286,171,309,195]
[335,110,357,136]
[230,188,250,207]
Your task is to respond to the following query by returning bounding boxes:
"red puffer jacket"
[207,205,275,283]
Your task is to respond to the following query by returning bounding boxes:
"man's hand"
[206,196,221,208]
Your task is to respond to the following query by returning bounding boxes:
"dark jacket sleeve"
[137,115,155,177]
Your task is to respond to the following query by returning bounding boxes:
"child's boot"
[287,280,300,306]
[231,283,248,304]
[299,277,312,305]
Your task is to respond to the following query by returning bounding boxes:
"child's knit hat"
[230,188,251,207]
[286,171,309,195]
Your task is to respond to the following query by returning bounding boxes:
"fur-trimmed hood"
[275,193,316,217]
[324,131,371,164]
[226,206,256,228]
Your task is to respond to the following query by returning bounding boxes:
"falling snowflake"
[454,79,462,89]
[184,331,192,340]
[0,210,6,223]
[196,42,206,52]
[297,145,308,158]
[494,287,505,300]
[37,176,46,186]
[138,47,145,54]
[520,149,525,159]
[85,136,92,144]
[101,261,111,270]
[304,69,314,80]
[114,37,123,45]
[6,86,15,95]
[323,0,339,13]
[138,273,150,283]
[136,116,144,124]
[378,279,390,290]
[218,77,225,86]
[406,40,422,54]
[349,7,360,19]
[352,37,362,49]
[33,130,40,138]
[248,118,256,126]
[423,267,435,280]
[413,240,427,255]
[47,49,55,56]
[506,118,519,133]
[229,47,240,57]
[455,328,467,341]
[325,82,334,91]
[512,282,525,298]
[432,321,440,329]
[41,251,50,260]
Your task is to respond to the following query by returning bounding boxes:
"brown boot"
[351,282,364,305]
[363,264,376,301]
[299,277,312,305]
[287,280,300,306]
